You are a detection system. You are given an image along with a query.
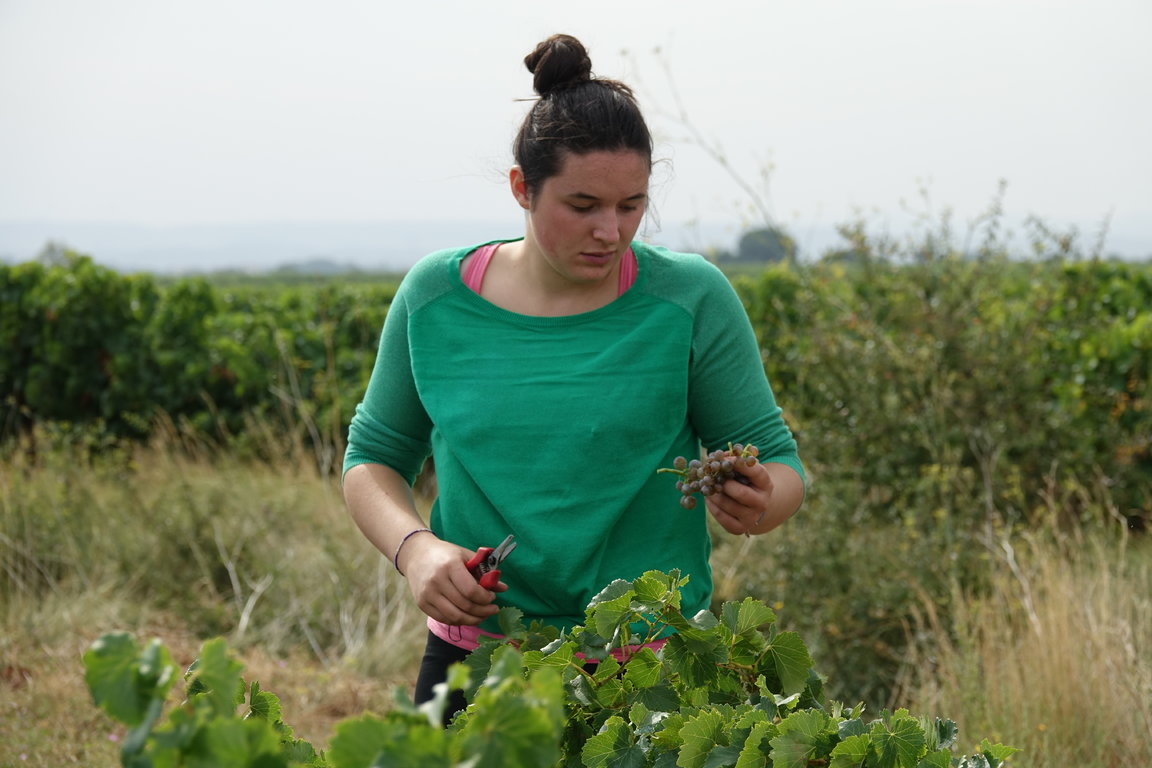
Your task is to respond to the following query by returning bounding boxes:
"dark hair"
[513,34,653,197]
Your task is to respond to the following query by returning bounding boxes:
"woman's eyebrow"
[566,191,649,202]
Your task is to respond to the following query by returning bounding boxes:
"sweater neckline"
[447,239,647,326]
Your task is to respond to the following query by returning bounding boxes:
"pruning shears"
[464,534,517,590]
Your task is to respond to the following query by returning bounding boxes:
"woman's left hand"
[705,460,805,536]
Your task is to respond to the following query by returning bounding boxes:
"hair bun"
[524,34,593,96]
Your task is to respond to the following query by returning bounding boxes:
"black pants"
[414,629,604,727]
[413,630,470,726]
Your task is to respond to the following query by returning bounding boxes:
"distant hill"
[4,217,1147,274]
[0,219,519,275]
[270,257,364,275]
[0,218,797,275]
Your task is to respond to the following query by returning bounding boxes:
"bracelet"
[392,528,432,575]
[744,509,769,538]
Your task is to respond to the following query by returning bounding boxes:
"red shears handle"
[465,546,501,589]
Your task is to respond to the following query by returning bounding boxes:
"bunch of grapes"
[658,443,759,510]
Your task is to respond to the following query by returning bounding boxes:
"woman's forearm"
[343,462,430,571]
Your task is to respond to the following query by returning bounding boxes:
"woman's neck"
[479,240,620,317]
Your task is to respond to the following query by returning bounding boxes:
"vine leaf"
[915,749,953,768]
[622,647,663,689]
[721,597,776,637]
[768,709,831,768]
[829,733,870,767]
[83,633,176,727]
[765,631,813,696]
[582,716,646,768]
[677,709,728,768]
[735,718,776,768]
[869,711,926,768]
[328,714,449,768]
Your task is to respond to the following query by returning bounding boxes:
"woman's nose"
[592,210,619,244]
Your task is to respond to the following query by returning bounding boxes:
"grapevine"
[82,570,1020,768]
[658,442,759,509]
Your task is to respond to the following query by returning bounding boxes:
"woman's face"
[512,149,649,287]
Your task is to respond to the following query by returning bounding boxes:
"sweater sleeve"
[686,261,806,486]
[342,279,434,485]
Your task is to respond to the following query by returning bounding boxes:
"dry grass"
[895,530,1152,767]
[4,432,1148,767]
[0,436,429,766]
[0,590,420,766]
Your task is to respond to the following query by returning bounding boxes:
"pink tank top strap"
[617,247,637,294]
[463,244,637,296]
[461,242,500,292]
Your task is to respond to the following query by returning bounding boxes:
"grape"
[657,442,761,510]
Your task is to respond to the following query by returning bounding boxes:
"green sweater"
[343,240,804,634]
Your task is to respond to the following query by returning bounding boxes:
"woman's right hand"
[399,534,506,625]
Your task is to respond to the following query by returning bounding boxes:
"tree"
[731,226,796,263]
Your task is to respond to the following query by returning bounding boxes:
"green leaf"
[650,711,686,753]
[594,656,622,682]
[730,633,769,667]
[629,701,669,736]
[630,570,680,616]
[183,717,282,768]
[622,647,663,689]
[83,633,177,727]
[869,711,926,768]
[977,739,1020,766]
[495,605,526,637]
[525,639,577,673]
[593,591,640,640]
[589,578,635,608]
[245,681,284,729]
[677,709,728,768]
[915,748,953,768]
[720,598,776,637]
[687,610,720,631]
[445,661,471,693]
[925,718,958,751]
[633,680,680,713]
[454,654,565,768]
[703,744,742,768]
[735,719,776,768]
[764,632,812,696]
[767,710,830,768]
[582,716,646,768]
[371,727,452,767]
[595,677,628,709]
[185,638,246,718]
[954,756,992,768]
[660,605,696,632]
[569,673,598,709]
[328,714,448,768]
[828,733,870,767]
[327,714,390,768]
[664,632,724,688]
[462,641,499,699]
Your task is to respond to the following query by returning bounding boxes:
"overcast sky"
[2,0,1150,269]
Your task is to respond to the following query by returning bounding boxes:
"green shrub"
[84,570,1017,767]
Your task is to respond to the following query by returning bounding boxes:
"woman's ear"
[509,166,531,210]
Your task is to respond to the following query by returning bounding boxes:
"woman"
[342,33,806,714]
